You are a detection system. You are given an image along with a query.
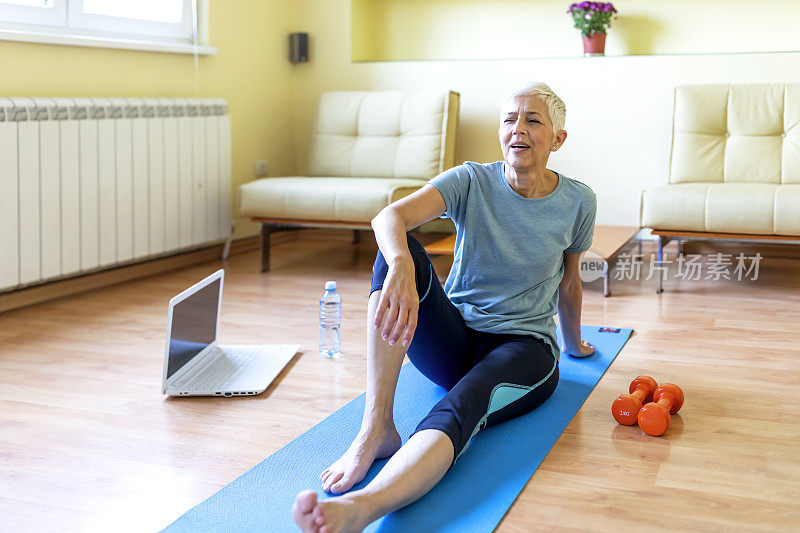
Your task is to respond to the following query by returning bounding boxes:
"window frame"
[67,0,195,42]
[0,0,214,55]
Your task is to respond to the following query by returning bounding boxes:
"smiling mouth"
[510,143,530,151]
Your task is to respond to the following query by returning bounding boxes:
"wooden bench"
[651,230,800,293]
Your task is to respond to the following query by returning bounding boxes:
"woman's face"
[498,95,565,172]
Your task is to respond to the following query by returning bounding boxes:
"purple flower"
[568,0,617,16]
[567,0,618,34]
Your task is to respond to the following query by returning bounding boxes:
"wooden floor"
[1,230,799,532]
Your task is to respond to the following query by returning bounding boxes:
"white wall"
[290,1,800,227]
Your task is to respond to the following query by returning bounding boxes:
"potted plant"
[567,2,618,56]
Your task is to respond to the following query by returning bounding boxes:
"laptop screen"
[167,278,220,379]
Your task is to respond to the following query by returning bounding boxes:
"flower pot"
[582,32,606,56]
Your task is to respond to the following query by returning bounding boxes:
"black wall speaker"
[289,32,309,63]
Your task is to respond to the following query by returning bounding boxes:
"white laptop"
[161,269,300,397]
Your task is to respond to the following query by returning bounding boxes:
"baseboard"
[0,234,285,314]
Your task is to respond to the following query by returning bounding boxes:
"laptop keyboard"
[186,346,262,391]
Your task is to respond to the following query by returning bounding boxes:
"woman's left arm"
[557,251,595,357]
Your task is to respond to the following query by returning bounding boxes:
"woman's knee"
[370,233,432,297]
[485,361,559,427]
[404,233,427,256]
[372,234,427,268]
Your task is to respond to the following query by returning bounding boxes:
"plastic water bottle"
[319,280,342,358]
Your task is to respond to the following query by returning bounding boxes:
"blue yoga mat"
[163,325,632,532]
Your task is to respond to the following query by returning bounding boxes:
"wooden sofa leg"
[260,223,275,272]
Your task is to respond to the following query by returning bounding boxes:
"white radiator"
[0,97,232,291]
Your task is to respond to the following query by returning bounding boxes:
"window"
[0,0,66,27]
[0,0,211,53]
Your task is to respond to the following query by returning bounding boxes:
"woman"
[293,82,597,533]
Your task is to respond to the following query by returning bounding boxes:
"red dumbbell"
[612,376,658,425]
[638,384,684,436]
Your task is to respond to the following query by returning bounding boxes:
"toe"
[291,490,318,532]
[330,476,351,494]
[296,490,317,513]
[312,503,326,525]
[324,472,343,492]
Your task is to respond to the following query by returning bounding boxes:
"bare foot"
[292,490,320,532]
[292,490,369,533]
[320,424,402,494]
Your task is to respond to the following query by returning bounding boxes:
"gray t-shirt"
[427,160,597,360]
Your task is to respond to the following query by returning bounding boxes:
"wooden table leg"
[261,223,275,273]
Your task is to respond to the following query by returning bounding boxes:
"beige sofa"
[641,83,800,291]
[239,90,459,270]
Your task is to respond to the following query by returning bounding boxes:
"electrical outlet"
[253,159,269,176]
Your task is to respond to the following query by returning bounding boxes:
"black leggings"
[370,234,559,468]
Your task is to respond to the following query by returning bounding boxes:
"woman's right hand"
[373,257,419,347]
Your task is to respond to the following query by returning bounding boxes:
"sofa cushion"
[705,183,777,234]
[642,182,799,236]
[727,84,784,136]
[239,177,426,223]
[670,134,725,183]
[307,91,456,180]
[673,84,728,135]
[724,135,782,184]
[641,183,713,232]
[775,185,800,235]
[783,126,800,184]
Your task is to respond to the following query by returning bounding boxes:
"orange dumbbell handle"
[631,387,650,402]
[629,376,658,404]
[654,384,684,414]
[639,385,683,436]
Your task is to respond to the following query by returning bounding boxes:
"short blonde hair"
[504,82,566,136]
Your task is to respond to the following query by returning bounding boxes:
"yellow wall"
[6,0,799,238]
[0,0,296,239]
[352,0,800,60]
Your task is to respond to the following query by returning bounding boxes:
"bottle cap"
[325,280,337,290]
